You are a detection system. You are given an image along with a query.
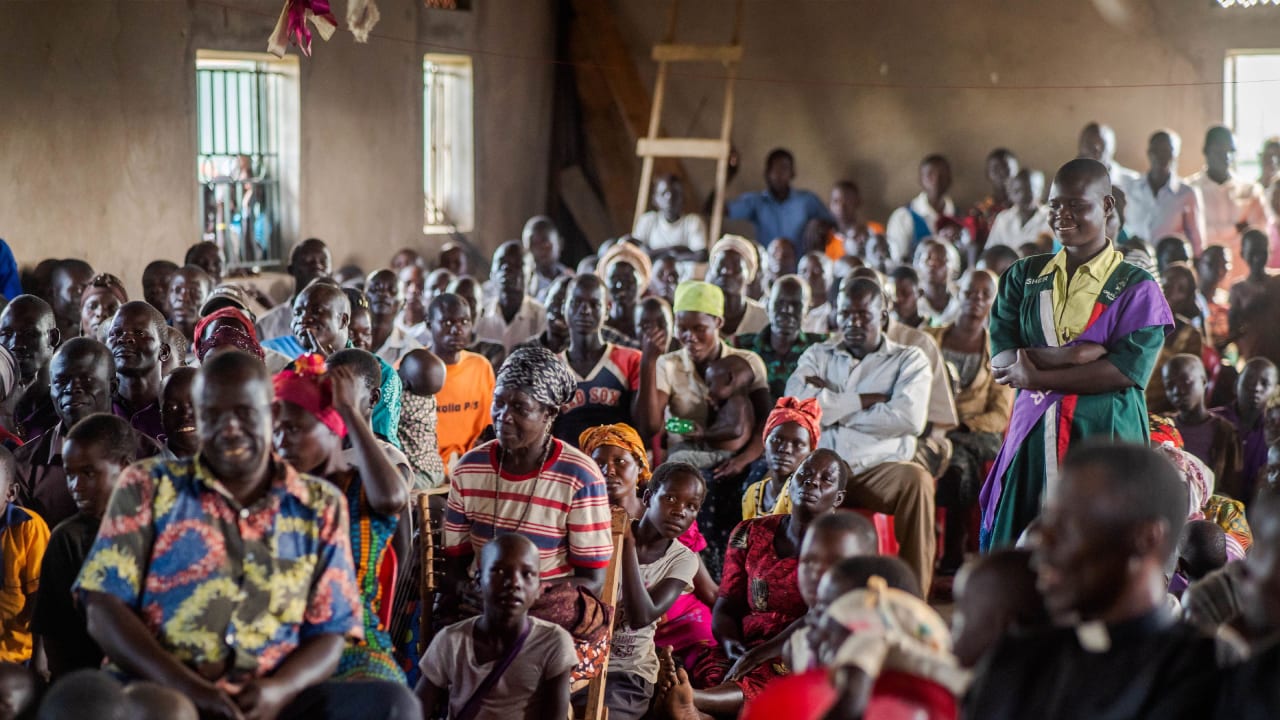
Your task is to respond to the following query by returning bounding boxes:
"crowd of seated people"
[2,118,1280,720]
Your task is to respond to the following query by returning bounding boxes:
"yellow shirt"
[741,476,793,520]
[1039,244,1124,345]
[0,504,50,663]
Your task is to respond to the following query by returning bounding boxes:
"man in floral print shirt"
[75,350,418,720]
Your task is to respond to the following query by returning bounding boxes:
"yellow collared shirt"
[1039,244,1124,345]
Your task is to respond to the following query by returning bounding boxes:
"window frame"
[195,50,300,271]
[423,53,476,235]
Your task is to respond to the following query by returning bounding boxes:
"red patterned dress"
[691,513,806,699]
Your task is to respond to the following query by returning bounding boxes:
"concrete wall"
[0,0,554,296]
[609,0,1280,227]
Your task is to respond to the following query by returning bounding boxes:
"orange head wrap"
[578,423,651,485]
[763,396,822,449]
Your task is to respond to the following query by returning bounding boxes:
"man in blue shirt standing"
[726,149,834,252]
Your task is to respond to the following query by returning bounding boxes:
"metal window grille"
[197,56,290,269]
[424,55,475,233]
[1223,50,1280,182]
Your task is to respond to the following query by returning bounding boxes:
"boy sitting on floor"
[417,533,576,720]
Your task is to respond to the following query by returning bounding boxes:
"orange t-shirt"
[824,221,886,261]
[435,351,495,471]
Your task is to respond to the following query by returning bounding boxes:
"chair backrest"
[417,488,449,654]
[577,506,630,720]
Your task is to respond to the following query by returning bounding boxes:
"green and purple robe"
[980,255,1173,550]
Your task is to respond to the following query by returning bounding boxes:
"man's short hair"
[765,148,795,170]
[1063,441,1188,557]
[66,413,137,464]
[327,348,382,393]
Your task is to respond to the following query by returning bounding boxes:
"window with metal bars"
[1223,50,1280,183]
[196,51,299,270]
[424,54,475,234]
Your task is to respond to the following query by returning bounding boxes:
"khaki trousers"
[841,460,937,596]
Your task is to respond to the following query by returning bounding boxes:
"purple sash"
[979,278,1173,531]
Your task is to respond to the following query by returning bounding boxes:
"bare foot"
[655,647,701,720]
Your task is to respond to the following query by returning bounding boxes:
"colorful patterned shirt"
[443,439,613,581]
[74,455,362,679]
[732,328,828,400]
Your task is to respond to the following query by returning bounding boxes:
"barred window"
[196,51,299,270]
[1223,50,1280,182]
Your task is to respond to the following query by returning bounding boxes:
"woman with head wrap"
[441,346,617,680]
[598,241,653,343]
[634,280,773,571]
[708,235,769,337]
[79,273,127,341]
[742,397,822,520]
[580,425,720,665]
[271,353,408,681]
[192,306,293,372]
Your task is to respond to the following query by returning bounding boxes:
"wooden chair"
[573,506,630,720]
[416,486,451,654]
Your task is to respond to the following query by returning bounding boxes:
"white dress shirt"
[1185,170,1269,249]
[475,295,547,353]
[886,320,958,430]
[986,205,1052,250]
[1120,174,1206,254]
[633,212,709,253]
[803,303,832,334]
[885,193,957,264]
[1109,162,1142,190]
[374,325,423,367]
[784,336,932,473]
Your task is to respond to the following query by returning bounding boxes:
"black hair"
[326,348,382,392]
[54,258,94,279]
[889,266,920,285]
[827,555,922,599]
[765,148,795,170]
[649,461,707,497]
[987,147,1017,163]
[342,287,371,314]
[1203,125,1234,150]
[963,549,1051,628]
[920,153,950,169]
[183,241,220,266]
[290,237,329,264]
[115,300,168,343]
[427,291,467,321]
[1062,441,1188,557]
[143,259,179,277]
[5,294,56,326]
[197,349,271,402]
[832,179,860,194]
[802,447,853,491]
[37,669,130,720]
[1177,520,1227,581]
[479,532,540,574]
[980,244,1020,267]
[1155,235,1192,262]
[66,413,137,464]
[808,509,877,554]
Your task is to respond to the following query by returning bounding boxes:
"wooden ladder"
[633,0,744,244]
